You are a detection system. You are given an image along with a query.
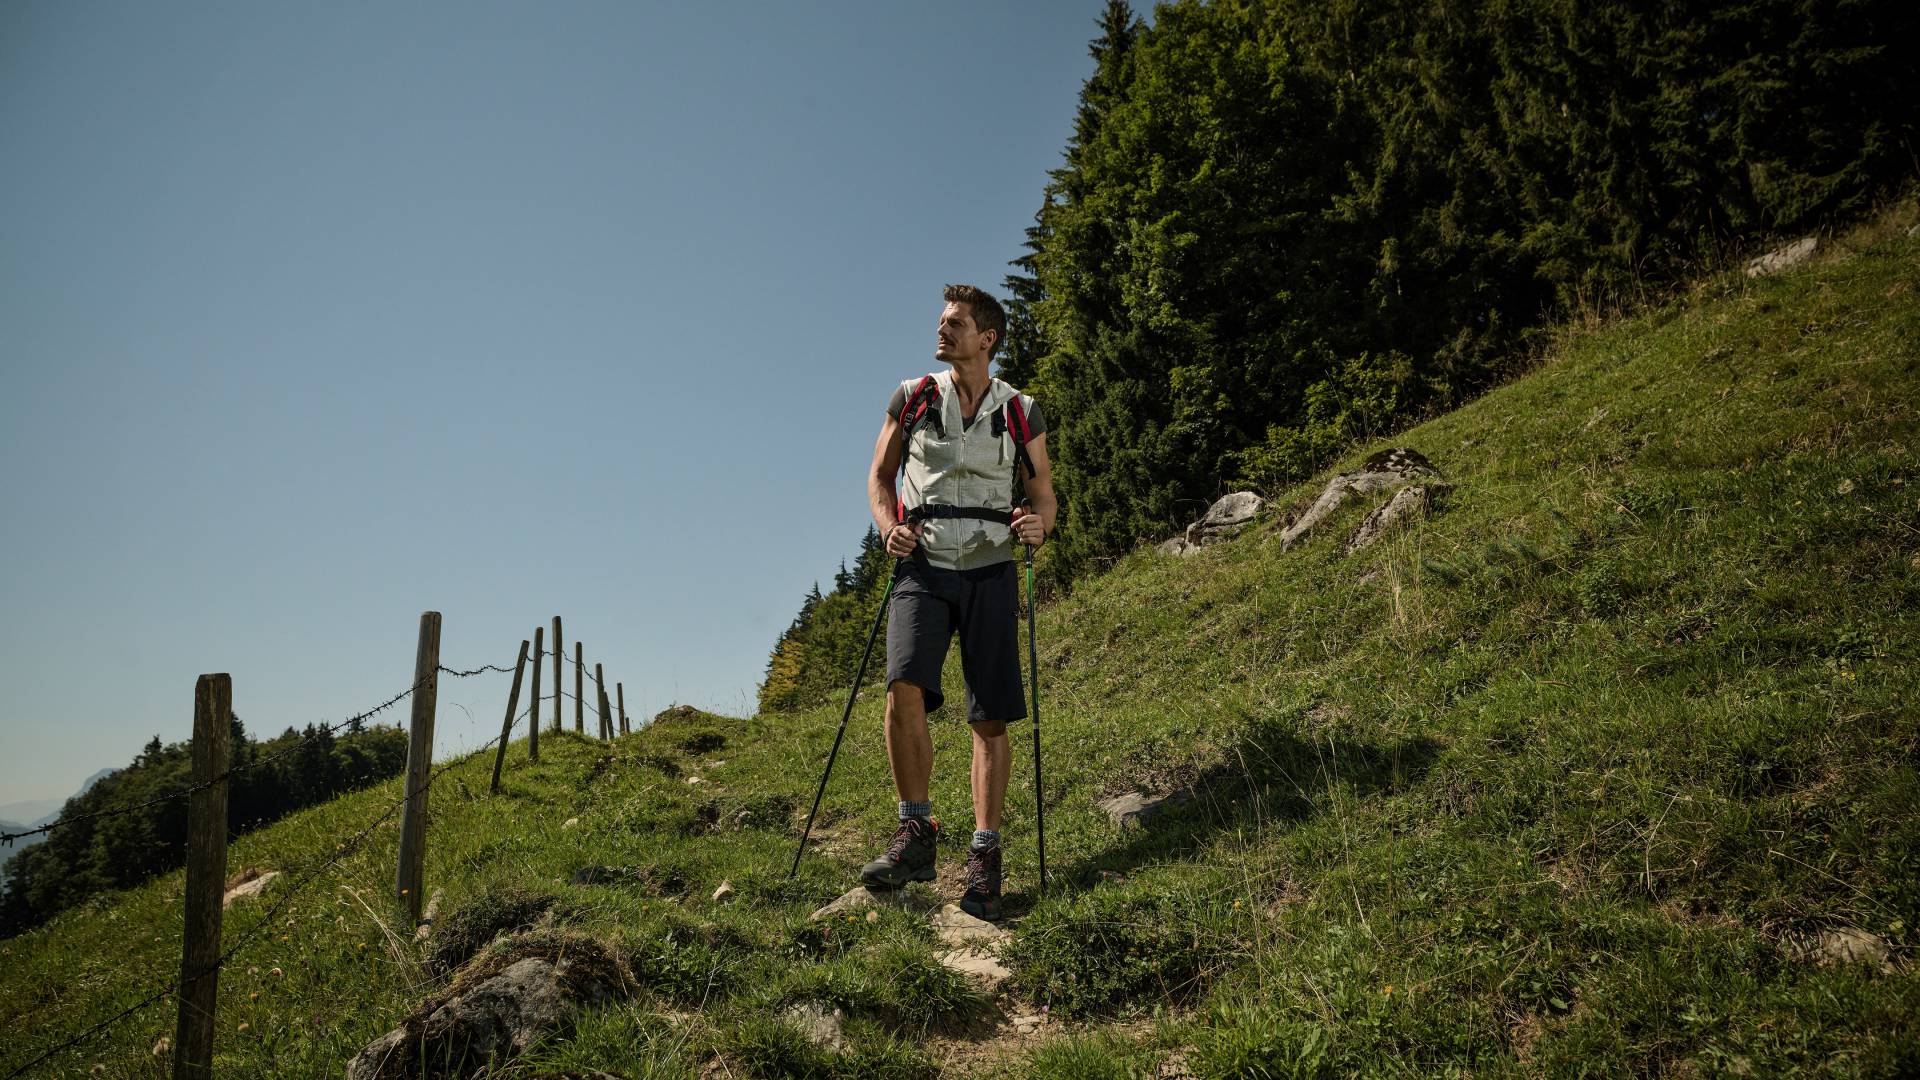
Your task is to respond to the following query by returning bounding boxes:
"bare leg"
[884,681,933,803]
[970,719,1010,832]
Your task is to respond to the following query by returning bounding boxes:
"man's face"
[935,302,993,365]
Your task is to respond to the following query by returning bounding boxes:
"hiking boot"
[958,841,1003,922]
[859,817,938,888]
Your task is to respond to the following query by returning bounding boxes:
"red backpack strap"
[1004,394,1037,480]
[896,375,943,523]
[901,375,942,444]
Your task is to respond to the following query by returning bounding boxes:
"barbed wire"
[436,663,516,678]
[2,657,515,849]
[3,732,509,1079]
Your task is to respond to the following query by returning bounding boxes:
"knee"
[970,719,1008,740]
[887,681,925,721]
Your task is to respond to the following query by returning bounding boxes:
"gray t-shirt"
[886,383,1048,435]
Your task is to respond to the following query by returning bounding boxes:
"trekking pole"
[1024,535,1048,893]
[790,559,902,878]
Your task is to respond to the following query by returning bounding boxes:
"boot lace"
[883,819,922,862]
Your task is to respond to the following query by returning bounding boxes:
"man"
[859,284,1057,922]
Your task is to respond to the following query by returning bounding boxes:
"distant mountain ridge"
[2,767,117,828]
[1,768,118,883]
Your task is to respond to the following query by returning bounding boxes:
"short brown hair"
[943,284,1007,358]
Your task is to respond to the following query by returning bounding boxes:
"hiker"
[859,284,1056,922]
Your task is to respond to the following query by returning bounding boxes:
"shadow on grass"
[1028,723,1442,904]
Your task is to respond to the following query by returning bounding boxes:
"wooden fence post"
[528,625,544,757]
[551,616,563,734]
[596,665,611,739]
[396,611,440,923]
[490,639,529,794]
[574,642,585,735]
[617,682,628,736]
[175,673,231,1080]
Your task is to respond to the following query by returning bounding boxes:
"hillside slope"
[3,218,1916,1078]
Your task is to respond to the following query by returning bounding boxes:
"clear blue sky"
[0,1,1107,806]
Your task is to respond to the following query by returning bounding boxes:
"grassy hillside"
[3,214,1917,1078]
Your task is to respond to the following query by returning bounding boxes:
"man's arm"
[1012,432,1058,546]
[870,414,922,556]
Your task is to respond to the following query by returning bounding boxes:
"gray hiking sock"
[971,829,1001,851]
[899,800,931,822]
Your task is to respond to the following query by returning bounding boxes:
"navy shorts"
[885,556,1027,724]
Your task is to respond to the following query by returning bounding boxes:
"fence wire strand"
[1,659,515,848]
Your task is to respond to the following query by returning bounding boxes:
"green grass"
[4,212,1918,1078]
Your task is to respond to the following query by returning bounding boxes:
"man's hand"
[885,521,924,557]
[1010,506,1044,548]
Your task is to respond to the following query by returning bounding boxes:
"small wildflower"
[1384,985,1394,995]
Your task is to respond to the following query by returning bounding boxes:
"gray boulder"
[939,947,1013,991]
[1745,236,1818,277]
[1160,491,1265,555]
[808,884,937,921]
[781,1002,846,1053]
[1800,926,1895,972]
[346,936,630,1079]
[1096,790,1193,831]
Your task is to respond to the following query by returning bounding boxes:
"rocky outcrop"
[808,884,938,921]
[1159,491,1266,556]
[1096,789,1194,831]
[1280,448,1444,551]
[931,904,1004,947]
[781,1002,846,1053]
[1796,926,1896,972]
[940,947,1013,990]
[652,705,704,725]
[221,869,280,907]
[1344,482,1443,554]
[932,903,1014,991]
[346,934,632,1080]
[1746,236,1818,277]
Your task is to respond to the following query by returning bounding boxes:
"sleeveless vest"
[897,370,1035,571]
